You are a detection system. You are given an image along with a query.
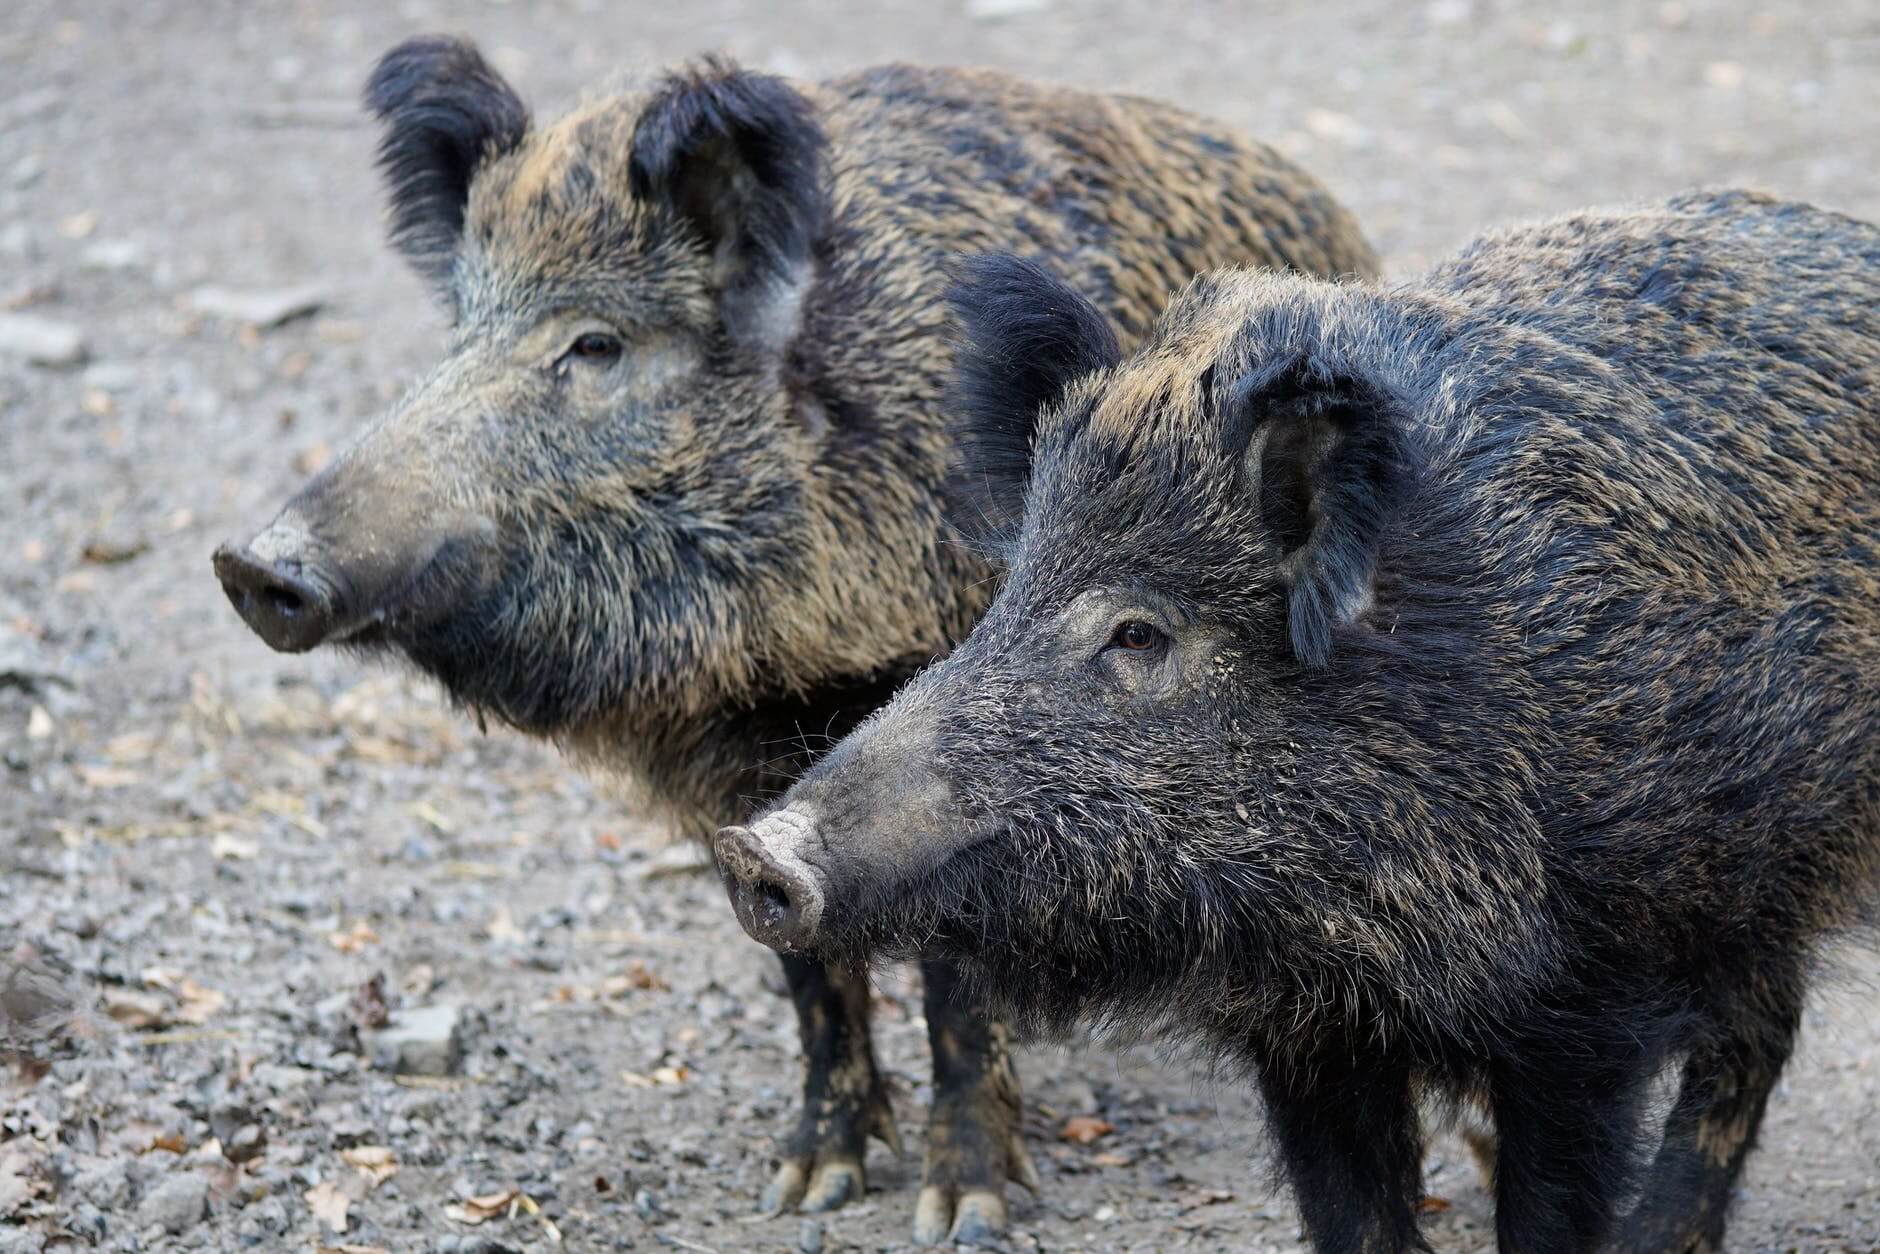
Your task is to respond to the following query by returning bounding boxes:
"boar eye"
[1110,620,1165,652]
[566,331,623,364]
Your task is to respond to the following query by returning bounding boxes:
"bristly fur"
[364,36,530,288]
[753,190,1880,1253]
[945,254,1123,556]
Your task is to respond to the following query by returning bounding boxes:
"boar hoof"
[761,1086,900,1217]
[799,1157,864,1212]
[914,1186,1008,1245]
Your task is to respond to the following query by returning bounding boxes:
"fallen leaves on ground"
[485,906,526,944]
[1059,1115,1116,1145]
[103,989,168,1029]
[340,1145,398,1187]
[327,921,380,954]
[444,1189,561,1244]
[619,1064,690,1089]
[306,1179,352,1233]
[142,968,226,1025]
[74,763,142,790]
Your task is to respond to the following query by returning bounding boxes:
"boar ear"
[1224,353,1419,669]
[944,254,1122,551]
[365,37,530,288]
[629,58,828,352]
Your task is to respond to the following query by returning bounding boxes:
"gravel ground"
[2,1,1877,1251]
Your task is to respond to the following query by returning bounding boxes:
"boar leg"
[1615,986,1801,1254]
[1489,1045,1655,1254]
[763,954,901,1214]
[1257,1051,1425,1254]
[912,959,1038,1245]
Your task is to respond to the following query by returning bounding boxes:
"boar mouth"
[842,828,1004,958]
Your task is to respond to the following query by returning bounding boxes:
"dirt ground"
[2,1,1877,1250]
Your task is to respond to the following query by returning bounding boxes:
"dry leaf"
[173,979,226,1025]
[103,988,168,1029]
[410,800,455,835]
[486,907,525,944]
[148,1133,188,1155]
[445,1189,519,1224]
[327,921,380,954]
[1417,1195,1454,1214]
[600,960,669,996]
[1091,1150,1133,1168]
[341,1145,398,1187]
[104,732,160,762]
[306,1179,351,1233]
[80,536,149,565]
[1059,1115,1115,1145]
[75,763,142,790]
[620,1065,691,1089]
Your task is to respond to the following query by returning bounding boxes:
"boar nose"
[211,542,346,654]
[714,818,827,952]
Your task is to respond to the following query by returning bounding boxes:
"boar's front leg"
[913,959,1039,1244]
[764,954,901,1214]
[1257,1049,1426,1254]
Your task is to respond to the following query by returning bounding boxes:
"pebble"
[965,0,1053,17]
[363,1004,463,1076]
[137,1171,209,1235]
[797,1217,826,1253]
[0,312,86,366]
[186,282,326,328]
[79,238,142,271]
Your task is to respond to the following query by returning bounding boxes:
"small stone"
[0,312,86,366]
[186,283,326,328]
[797,1217,826,1253]
[965,0,1052,17]
[138,1171,209,1235]
[363,1004,462,1077]
[80,239,142,271]
[72,1158,132,1211]
[224,1124,267,1164]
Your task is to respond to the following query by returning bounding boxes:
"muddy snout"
[714,811,829,952]
[213,515,351,653]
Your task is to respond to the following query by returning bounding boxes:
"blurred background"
[2,2,1876,1251]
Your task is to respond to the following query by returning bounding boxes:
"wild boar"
[717,191,1880,1253]
[211,36,1377,1243]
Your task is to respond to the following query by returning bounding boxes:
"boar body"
[720,191,1880,1254]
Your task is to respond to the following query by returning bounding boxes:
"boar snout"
[715,811,828,952]
[212,512,354,653]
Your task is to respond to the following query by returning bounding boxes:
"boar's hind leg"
[1257,1051,1426,1254]
[913,959,1038,1245]
[1616,982,1803,1254]
[764,955,901,1215]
